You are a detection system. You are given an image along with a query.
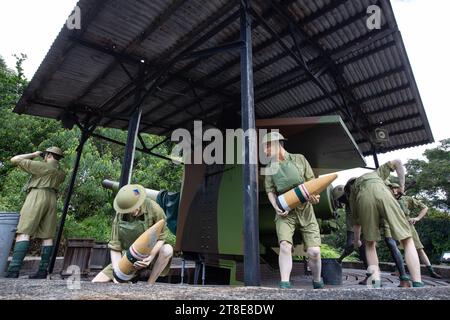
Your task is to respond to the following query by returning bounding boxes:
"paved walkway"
[1,269,448,300]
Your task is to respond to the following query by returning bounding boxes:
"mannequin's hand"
[308,195,320,205]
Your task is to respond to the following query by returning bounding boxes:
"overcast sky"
[0,0,448,185]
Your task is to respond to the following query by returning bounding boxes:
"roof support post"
[240,0,260,287]
[119,66,145,188]
[48,126,90,274]
[372,147,380,169]
[119,106,143,188]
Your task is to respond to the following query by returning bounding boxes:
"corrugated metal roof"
[14,0,434,156]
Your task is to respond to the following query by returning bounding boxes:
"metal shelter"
[14,0,434,286]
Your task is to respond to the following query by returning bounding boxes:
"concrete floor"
[1,268,448,300]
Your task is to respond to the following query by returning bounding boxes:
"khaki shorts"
[355,184,411,242]
[17,189,57,239]
[410,225,424,249]
[399,224,424,250]
[101,253,172,281]
[381,218,392,239]
[275,203,321,249]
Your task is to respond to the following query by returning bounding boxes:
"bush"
[322,209,348,251]
[62,213,113,242]
[415,208,450,263]
[362,208,449,265]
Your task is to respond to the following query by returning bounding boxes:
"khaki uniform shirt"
[18,159,65,192]
[264,152,321,248]
[398,196,427,217]
[108,198,168,252]
[16,159,65,238]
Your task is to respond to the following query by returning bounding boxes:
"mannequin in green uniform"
[263,132,323,289]
[333,181,369,285]
[6,147,66,279]
[92,184,173,284]
[351,160,423,287]
[387,182,442,279]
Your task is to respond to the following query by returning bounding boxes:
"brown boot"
[398,275,411,288]
[427,266,442,279]
[358,276,369,285]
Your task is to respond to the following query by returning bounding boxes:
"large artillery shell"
[276,174,338,211]
[113,219,166,282]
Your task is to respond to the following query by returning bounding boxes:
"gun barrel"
[102,179,159,201]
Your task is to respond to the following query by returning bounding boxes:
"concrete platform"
[1,268,449,300]
[3,256,449,299]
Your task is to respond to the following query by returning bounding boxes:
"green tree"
[405,139,450,211]
[0,54,182,244]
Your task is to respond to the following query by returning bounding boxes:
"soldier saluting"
[6,147,66,279]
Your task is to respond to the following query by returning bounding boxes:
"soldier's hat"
[332,185,345,202]
[262,132,287,144]
[44,146,64,158]
[385,180,400,188]
[113,184,147,214]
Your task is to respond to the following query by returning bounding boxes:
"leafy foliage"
[415,208,450,263]
[405,139,450,211]
[0,54,182,246]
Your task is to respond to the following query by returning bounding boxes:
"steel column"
[119,106,142,187]
[48,129,89,274]
[372,148,380,169]
[240,0,260,287]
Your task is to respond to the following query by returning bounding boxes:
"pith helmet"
[386,180,400,188]
[262,132,287,144]
[332,185,345,202]
[113,184,146,214]
[344,177,357,194]
[44,146,64,158]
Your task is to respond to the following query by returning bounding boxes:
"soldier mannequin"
[351,160,423,287]
[333,182,369,285]
[92,184,173,284]
[6,147,66,279]
[263,132,323,289]
[388,182,442,279]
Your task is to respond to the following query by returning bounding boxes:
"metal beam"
[255,65,404,106]
[251,42,400,105]
[377,138,431,154]
[48,123,94,274]
[137,0,299,123]
[15,0,108,114]
[162,71,411,138]
[68,36,144,65]
[119,106,142,187]
[261,70,407,119]
[136,9,246,127]
[365,99,415,116]
[155,5,395,134]
[240,0,260,287]
[100,3,241,119]
[28,99,170,131]
[266,0,374,143]
[140,0,352,127]
[373,148,380,168]
[355,123,425,144]
[91,133,174,163]
[63,0,187,116]
[180,41,244,61]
